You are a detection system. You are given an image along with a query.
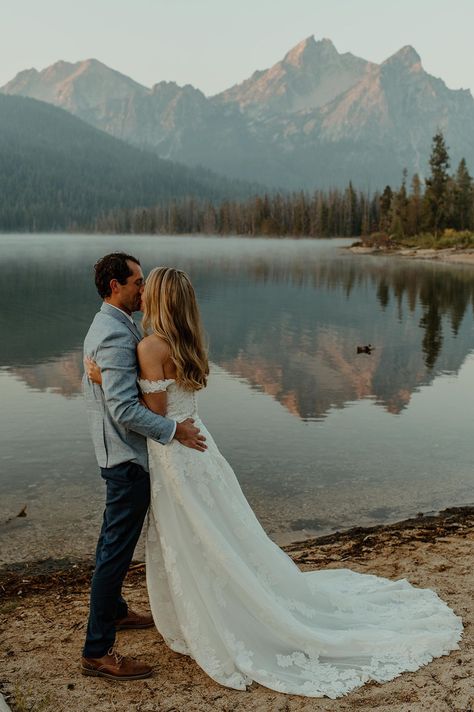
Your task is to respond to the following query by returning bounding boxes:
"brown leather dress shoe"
[81,647,153,680]
[115,607,154,631]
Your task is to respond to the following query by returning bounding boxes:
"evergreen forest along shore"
[94,133,474,244]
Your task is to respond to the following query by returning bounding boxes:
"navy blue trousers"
[83,461,150,658]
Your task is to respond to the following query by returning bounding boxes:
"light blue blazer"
[82,302,175,471]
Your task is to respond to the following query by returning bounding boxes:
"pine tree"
[379,186,393,233]
[453,158,473,230]
[390,169,409,238]
[407,173,423,236]
[424,132,450,236]
[360,192,371,237]
[342,181,358,236]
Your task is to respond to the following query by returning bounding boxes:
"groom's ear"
[110,278,120,294]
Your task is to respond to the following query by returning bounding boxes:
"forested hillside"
[0,94,251,231]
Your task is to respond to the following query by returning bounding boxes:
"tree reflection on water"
[2,238,474,421]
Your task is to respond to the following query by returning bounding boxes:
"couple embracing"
[81,251,462,699]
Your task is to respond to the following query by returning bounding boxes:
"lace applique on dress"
[138,378,175,393]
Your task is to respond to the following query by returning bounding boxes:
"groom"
[81,252,206,680]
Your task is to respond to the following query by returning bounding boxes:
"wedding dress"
[142,377,462,699]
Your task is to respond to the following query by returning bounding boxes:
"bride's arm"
[85,340,170,414]
[136,336,170,417]
[85,356,149,406]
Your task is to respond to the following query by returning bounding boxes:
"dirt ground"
[1,507,474,712]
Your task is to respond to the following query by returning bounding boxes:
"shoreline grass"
[355,229,474,251]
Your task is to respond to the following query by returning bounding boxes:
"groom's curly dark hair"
[94,252,141,299]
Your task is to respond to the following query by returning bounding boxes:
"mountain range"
[3,36,474,190]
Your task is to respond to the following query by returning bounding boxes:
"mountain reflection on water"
[2,235,474,421]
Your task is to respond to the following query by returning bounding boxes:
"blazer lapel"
[130,319,143,341]
[100,303,142,341]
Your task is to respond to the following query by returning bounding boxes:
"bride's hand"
[85,356,102,385]
[174,418,207,452]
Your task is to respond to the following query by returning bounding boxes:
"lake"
[1,233,474,564]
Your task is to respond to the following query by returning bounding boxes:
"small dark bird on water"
[357,344,374,354]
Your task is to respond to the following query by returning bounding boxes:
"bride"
[90,266,462,699]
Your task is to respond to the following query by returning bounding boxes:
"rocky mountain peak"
[1,67,39,94]
[2,58,147,112]
[69,58,108,77]
[283,35,336,67]
[42,59,75,80]
[78,58,104,69]
[151,80,204,97]
[65,58,146,89]
[382,45,422,70]
[215,36,370,117]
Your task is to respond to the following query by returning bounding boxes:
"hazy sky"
[2,0,473,96]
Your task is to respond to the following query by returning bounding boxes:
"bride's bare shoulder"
[137,334,170,362]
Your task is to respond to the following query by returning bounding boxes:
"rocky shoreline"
[1,506,473,711]
[1,505,473,600]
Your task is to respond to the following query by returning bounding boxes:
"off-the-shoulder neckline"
[138,377,176,384]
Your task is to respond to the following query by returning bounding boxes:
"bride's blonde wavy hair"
[142,267,209,391]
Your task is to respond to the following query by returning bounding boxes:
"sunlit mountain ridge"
[4,36,474,188]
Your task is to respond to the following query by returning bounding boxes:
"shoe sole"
[115,623,155,631]
[81,666,152,680]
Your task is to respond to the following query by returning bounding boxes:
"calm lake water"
[2,234,474,564]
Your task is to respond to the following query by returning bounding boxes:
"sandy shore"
[350,245,474,266]
[1,506,473,712]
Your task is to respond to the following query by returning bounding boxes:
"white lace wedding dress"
[141,378,462,699]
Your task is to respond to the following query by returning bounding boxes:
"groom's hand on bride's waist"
[174,419,207,452]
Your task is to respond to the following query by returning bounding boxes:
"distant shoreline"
[350,244,474,267]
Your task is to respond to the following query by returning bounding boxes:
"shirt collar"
[106,303,135,324]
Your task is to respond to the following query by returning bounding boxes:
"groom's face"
[113,260,145,313]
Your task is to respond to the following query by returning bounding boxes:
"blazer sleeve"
[95,329,176,445]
